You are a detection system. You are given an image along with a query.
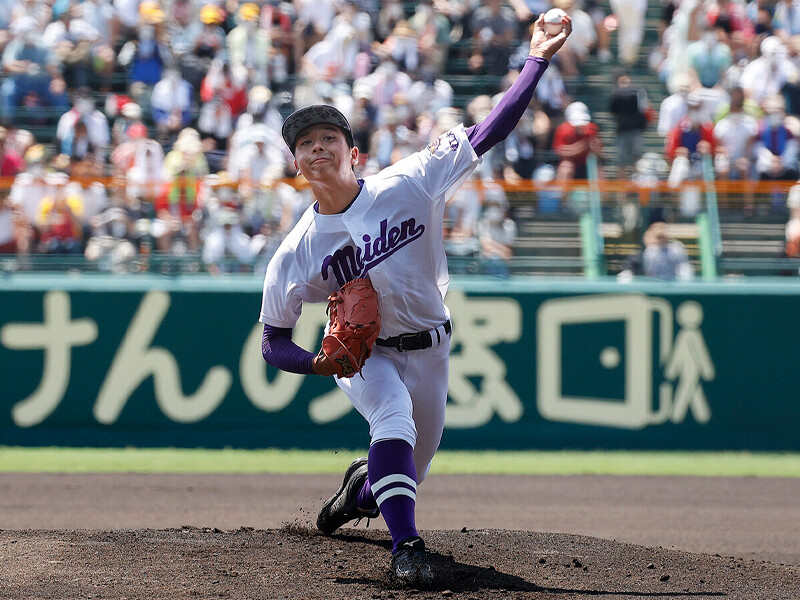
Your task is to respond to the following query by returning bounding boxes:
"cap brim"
[282,104,353,154]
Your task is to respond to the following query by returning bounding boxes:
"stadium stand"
[0,0,799,279]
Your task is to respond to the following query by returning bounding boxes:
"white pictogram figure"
[663,301,714,424]
[1,291,98,427]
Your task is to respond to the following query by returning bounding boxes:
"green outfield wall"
[1,275,798,450]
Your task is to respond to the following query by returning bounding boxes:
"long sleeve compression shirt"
[261,55,549,374]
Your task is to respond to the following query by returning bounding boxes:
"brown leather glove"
[321,278,381,378]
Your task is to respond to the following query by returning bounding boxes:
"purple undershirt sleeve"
[262,324,316,375]
[465,56,549,157]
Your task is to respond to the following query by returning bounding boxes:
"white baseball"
[543,8,567,36]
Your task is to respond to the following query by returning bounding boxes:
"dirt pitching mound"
[1,526,797,599]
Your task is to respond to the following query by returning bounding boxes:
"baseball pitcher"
[259,14,571,587]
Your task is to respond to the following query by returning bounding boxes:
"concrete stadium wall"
[1,275,798,450]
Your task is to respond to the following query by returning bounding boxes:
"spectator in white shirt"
[740,36,798,104]
[658,73,694,137]
[56,87,110,160]
[713,86,758,180]
[150,67,194,137]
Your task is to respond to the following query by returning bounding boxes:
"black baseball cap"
[281,104,354,154]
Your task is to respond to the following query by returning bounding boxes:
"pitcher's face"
[294,125,357,182]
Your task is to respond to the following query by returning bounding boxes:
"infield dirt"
[1,526,798,599]
[1,473,799,599]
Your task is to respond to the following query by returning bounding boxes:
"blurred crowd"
[0,0,798,276]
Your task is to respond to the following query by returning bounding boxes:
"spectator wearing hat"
[0,127,24,176]
[658,73,695,137]
[379,19,420,74]
[154,128,208,252]
[227,2,270,86]
[665,93,716,161]
[151,67,194,137]
[116,1,169,86]
[753,94,799,180]
[84,199,137,272]
[663,92,715,217]
[552,101,602,180]
[741,36,798,105]
[0,16,69,118]
[8,128,35,161]
[111,121,165,201]
[111,101,143,145]
[348,80,377,151]
[9,144,47,230]
[56,87,110,160]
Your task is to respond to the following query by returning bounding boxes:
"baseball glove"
[321,278,381,378]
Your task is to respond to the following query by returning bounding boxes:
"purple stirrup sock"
[356,476,377,512]
[365,439,419,553]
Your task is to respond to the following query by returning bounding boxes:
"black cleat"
[316,457,379,536]
[390,536,434,588]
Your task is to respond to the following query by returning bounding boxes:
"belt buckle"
[396,333,414,352]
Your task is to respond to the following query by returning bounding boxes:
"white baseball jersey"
[259,125,480,337]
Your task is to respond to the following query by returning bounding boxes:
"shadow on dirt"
[329,532,727,597]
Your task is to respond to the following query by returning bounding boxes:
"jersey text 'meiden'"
[321,218,425,286]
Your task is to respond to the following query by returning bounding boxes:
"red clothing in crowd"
[0,150,24,176]
[200,77,248,117]
[705,3,754,39]
[155,178,202,220]
[664,119,716,162]
[551,121,601,166]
